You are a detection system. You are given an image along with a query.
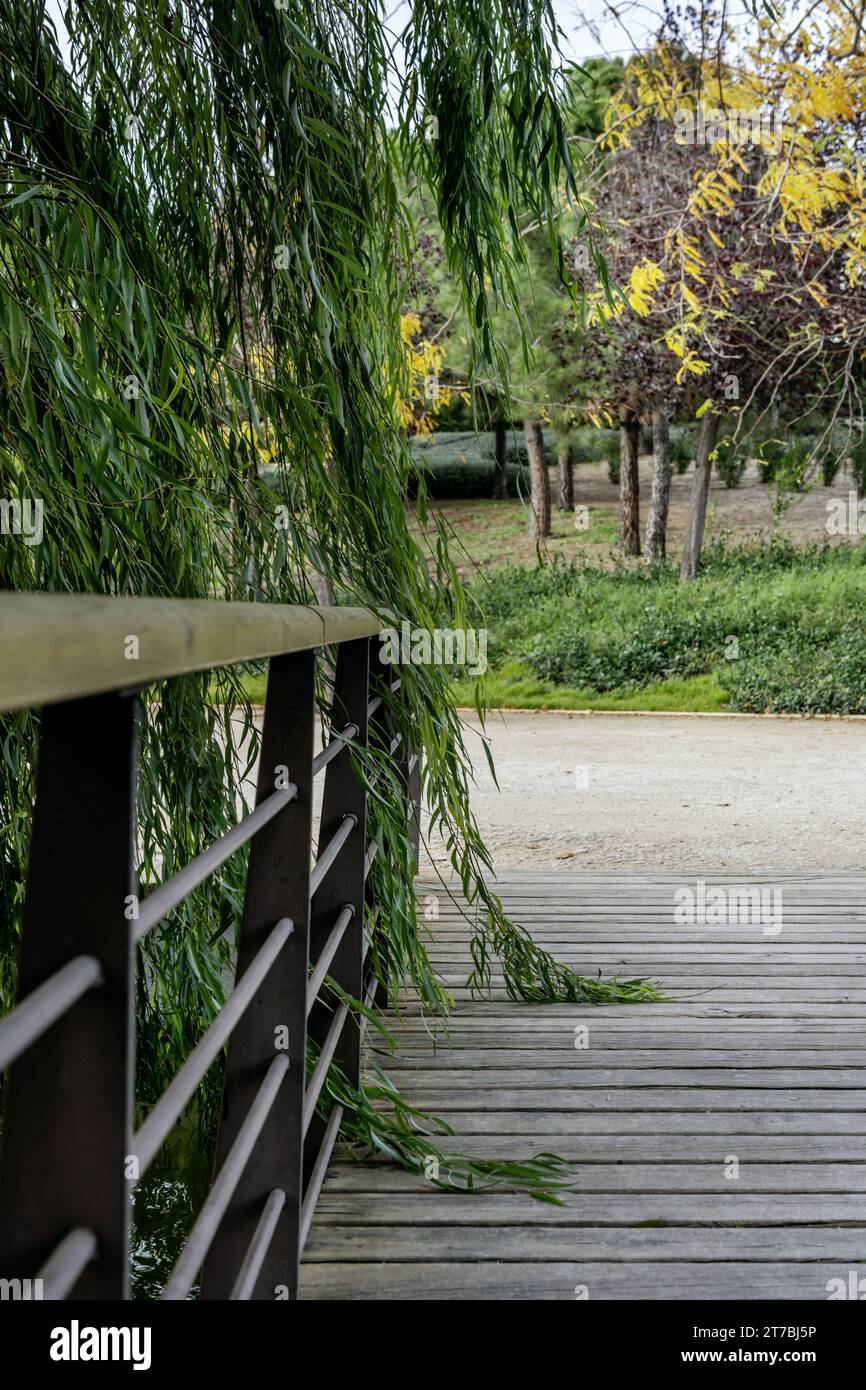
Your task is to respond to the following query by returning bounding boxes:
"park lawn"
[231,670,268,705]
[411,493,621,578]
[230,664,728,714]
[461,539,866,716]
[408,452,863,583]
[224,540,866,717]
[451,663,729,712]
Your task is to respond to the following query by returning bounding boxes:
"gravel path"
[421,710,866,874]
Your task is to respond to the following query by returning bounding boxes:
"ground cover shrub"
[466,541,866,713]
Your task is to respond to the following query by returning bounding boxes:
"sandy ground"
[420,456,856,578]
[593,453,847,550]
[420,710,866,874]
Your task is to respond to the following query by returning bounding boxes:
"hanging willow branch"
[0,2,658,1196]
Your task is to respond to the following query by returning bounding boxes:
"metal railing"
[0,594,421,1299]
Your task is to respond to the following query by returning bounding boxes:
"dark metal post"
[389,656,421,871]
[364,634,393,1008]
[201,650,315,1300]
[306,639,369,1124]
[407,739,422,870]
[0,693,139,1298]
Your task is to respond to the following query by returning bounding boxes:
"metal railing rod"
[364,840,378,877]
[37,1227,98,1301]
[0,956,103,1072]
[363,971,378,1012]
[134,787,297,942]
[408,753,418,775]
[299,1105,343,1251]
[303,1002,349,1134]
[306,904,354,1014]
[309,813,357,898]
[312,722,358,778]
[229,1188,286,1301]
[162,1054,289,1300]
[389,732,402,755]
[134,918,294,1171]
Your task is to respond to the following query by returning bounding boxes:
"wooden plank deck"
[301,873,866,1300]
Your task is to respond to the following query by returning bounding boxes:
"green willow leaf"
[0,0,655,1227]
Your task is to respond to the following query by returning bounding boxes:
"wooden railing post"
[0,692,139,1298]
[200,650,315,1300]
[402,732,422,872]
[305,639,369,1159]
[362,637,421,1012]
[365,635,392,1007]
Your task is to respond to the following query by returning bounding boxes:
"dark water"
[0,1106,210,1299]
[131,1117,212,1300]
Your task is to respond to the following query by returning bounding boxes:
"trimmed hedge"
[408,429,549,498]
[467,540,866,713]
[410,459,531,499]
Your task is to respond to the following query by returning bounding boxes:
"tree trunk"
[312,571,335,605]
[645,406,672,562]
[619,417,640,555]
[525,419,551,539]
[557,444,574,511]
[680,412,721,580]
[492,419,508,499]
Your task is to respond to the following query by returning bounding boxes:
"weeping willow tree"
[0,0,658,1206]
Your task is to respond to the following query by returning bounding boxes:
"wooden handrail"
[0,593,382,712]
[0,602,418,1300]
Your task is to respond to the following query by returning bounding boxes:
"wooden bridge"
[302,872,866,1300]
[0,594,864,1302]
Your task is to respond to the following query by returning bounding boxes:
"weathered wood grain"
[0,593,381,712]
[375,1087,866,1109]
[304,1223,866,1262]
[311,1192,866,1223]
[424,1110,866,1135]
[365,1067,866,1088]
[334,1133,866,1160]
[302,872,866,1301]
[301,1261,862,1299]
[324,1161,866,1193]
[373,1048,866,1068]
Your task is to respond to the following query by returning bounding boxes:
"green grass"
[460,540,866,715]
[232,659,728,715]
[228,540,866,716]
[578,510,620,545]
[412,496,622,577]
[230,670,268,704]
[452,509,619,568]
[452,663,728,711]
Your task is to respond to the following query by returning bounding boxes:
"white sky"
[386,1,763,65]
[556,0,762,61]
[47,1,766,69]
